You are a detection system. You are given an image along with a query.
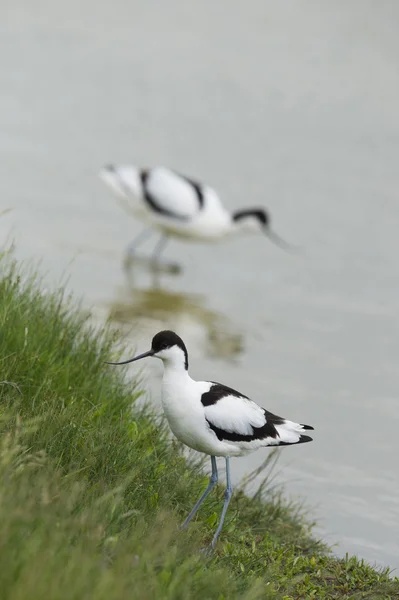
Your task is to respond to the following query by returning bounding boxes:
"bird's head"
[232,208,294,251]
[232,208,270,232]
[105,330,189,371]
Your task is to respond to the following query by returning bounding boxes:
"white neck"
[161,359,192,392]
[162,360,189,375]
[157,345,189,374]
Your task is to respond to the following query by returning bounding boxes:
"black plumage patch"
[200,382,248,407]
[140,170,189,221]
[206,409,279,443]
[232,208,269,227]
[207,419,312,445]
[264,409,286,427]
[206,409,312,444]
[276,435,313,445]
[177,172,204,208]
[201,385,315,443]
[151,330,188,370]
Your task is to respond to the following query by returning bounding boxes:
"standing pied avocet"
[105,330,313,550]
[100,165,292,266]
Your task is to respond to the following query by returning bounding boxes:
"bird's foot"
[149,258,182,275]
[122,253,182,276]
[199,544,215,557]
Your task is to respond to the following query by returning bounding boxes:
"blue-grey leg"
[210,456,233,549]
[151,234,169,264]
[181,456,218,529]
[126,228,154,256]
[123,228,155,273]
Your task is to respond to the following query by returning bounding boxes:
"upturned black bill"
[105,349,154,365]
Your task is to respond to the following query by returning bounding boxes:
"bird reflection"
[123,250,182,279]
[107,284,243,361]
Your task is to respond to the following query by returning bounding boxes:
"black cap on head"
[151,330,188,369]
[232,208,270,227]
[232,207,297,252]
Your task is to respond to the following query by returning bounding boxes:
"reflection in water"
[107,283,243,360]
[123,252,182,277]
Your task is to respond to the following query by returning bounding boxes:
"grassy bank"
[0,261,397,599]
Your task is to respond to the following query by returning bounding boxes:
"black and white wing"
[100,165,207,221]
[201,382,313,446]
[140,168,205,220]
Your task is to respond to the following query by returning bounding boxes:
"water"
[1,0,399,569]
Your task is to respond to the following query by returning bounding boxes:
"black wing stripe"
[177,172,204,209]
[207,420,312,445]
[140,170,190,221]
[202,384,315,443]
[207,419,278,443]
[206,407,312,443]
[201,382,249,407]
[207,409,281,443]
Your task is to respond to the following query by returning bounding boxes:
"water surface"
[1,0,399,569]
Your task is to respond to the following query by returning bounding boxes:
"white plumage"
[204,395,268,438]
[106,330,313,550]
[140,167,205,219]
[100,164,292,265]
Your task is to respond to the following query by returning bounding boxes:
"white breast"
[160,374,222,454]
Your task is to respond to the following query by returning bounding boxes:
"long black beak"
[265,229,298,253]
[105,349,154,365]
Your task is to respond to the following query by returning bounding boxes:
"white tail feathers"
[99,165,141,215]
[274,420,313,445]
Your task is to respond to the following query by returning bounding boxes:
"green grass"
[0,259,398,599]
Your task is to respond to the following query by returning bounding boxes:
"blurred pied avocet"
[100,165,293,268]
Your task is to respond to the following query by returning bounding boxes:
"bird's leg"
[181,456,218,529]
[210,456,233,550]
[150,234,169,265]
[123,228,154,270]
[150,234,181,275]
[127,228,154,254]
